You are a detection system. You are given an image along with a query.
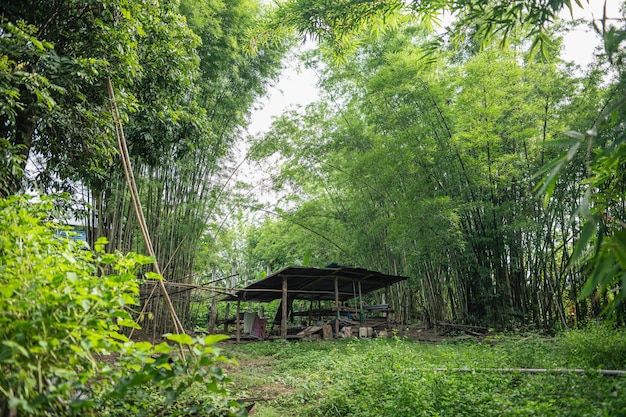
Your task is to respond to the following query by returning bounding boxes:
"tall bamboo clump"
[86,148,224,335]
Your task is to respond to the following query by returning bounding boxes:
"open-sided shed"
[224,265,408,339]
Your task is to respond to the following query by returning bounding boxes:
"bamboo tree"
[245,23,612,328]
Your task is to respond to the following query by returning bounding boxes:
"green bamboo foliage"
[80,0,287,334]
[246,24,617,328]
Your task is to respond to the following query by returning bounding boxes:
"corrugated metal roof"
[223,265,408,303]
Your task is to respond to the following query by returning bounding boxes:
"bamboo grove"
[1,0,289,334]
[2,0,625,333]
[244,20,626,329]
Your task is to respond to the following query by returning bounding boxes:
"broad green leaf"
[203,334,230,345]
[133,341,153,351]
[537,159,565,207]
[2,340,30,358]
[135,254,156,265]
[145,271,163,280]
[154,342,174,354]
[117,318,140,329]
[100,254,117,264]
[165,333,193,345]
[108,331,130,342]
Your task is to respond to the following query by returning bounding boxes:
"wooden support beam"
[334,277,339,337]
[385,284,390,324]
[281,276,288,338]
[358,281,364,324]
[235,287,355,297]
[208,268,217,333]
[209,294,217,333]
[236,299,241,343]
[224,303,230,333]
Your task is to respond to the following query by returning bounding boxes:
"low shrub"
[0,196,243,416]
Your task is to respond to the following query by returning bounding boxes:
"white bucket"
[359,327,373,338]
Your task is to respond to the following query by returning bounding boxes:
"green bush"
[0,196,243,416]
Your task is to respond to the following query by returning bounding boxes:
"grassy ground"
[220,327,626,417]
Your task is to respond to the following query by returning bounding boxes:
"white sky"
[247,0,623,136]
[561,0,622,66]
[247,46,320,135]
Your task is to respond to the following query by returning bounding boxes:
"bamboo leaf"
[566,140,581,161]
[609,231,626,267]
[536,159,565,207]
[563,130,585,140]
[568,218,597,273]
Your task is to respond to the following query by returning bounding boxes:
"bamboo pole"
[358,281,364,324]
[385,284,390,324]
[224,303,230,333]
[281,277,288,338]
[107,78,189,362]
[208,269,218,334]
[236,300,241,343]
[334,277,340,337]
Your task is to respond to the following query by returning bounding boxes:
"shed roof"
[224,265,408,303]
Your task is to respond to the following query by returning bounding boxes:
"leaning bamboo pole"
[107,77,189,362]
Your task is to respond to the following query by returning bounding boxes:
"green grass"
[222,328,626,417]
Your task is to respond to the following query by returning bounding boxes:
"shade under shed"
[223,265,408,339]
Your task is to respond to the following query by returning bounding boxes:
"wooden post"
[208,268,217,333]
[236,299,241,343]
[334,277,340,337]
[281,276,288,338]
[209,295,217,333]
[224,303,230,333]
[385,284,390,325]
[358,281,364,324]
[245,273,252,311]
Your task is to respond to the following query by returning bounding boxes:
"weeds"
[224,329,626,416]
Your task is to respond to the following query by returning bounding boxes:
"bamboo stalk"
[107,77,190,363]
